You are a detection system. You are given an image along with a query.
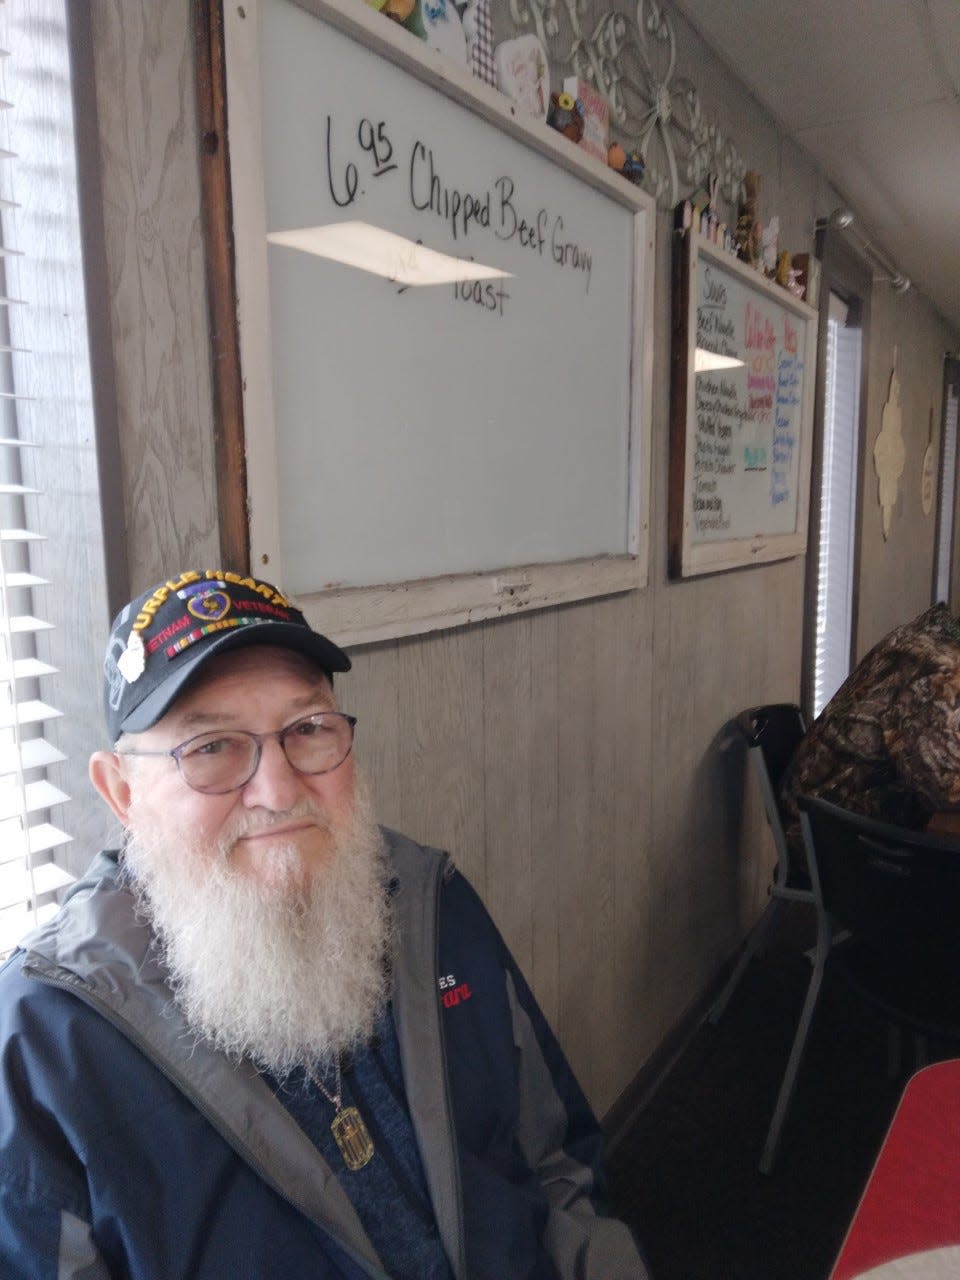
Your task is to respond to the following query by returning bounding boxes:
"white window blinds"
[813,294,862,717]
[0,7,75,958]
[935,382,959,604]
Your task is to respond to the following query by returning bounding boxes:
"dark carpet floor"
[605,929,956,1280]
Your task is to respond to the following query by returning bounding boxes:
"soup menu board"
[669,231,818,578]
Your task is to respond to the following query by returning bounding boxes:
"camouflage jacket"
[780,604,960,860]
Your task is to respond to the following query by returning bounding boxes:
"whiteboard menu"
[221,0,655,643]
[669,232,818,578]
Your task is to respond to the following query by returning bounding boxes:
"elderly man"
[0,569,646,1279]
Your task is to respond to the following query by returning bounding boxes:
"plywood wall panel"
[644,559,804,1035]
[338,639,403,825]
[480,609,560,1000]
[551,589,655,1106]
[855,287,957,654]
[391,625,487,892]
[552,598,605,1092]
[523,609,563,1029]
[89,0,220,586]
[600,591,656,1098]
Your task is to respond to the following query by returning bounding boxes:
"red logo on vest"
[439,973,473,1008]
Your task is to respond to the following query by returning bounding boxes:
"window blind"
[813,298,861,717]
[935,383,959,604]
[0,11,74,958]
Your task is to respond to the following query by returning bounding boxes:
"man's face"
[116,645,357,891]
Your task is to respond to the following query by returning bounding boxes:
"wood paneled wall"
[84,0,958,1115]
[88,0,222,585]
[340,559,803,1109]
[854,287,960,655]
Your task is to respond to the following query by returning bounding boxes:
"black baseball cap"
[102,570,350,743]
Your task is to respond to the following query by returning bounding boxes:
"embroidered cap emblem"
[187,590,230,623]
[116,629,146,684]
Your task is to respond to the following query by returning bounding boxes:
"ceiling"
[671,0,960,337]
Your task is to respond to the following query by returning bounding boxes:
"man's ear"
[89,751,134,826]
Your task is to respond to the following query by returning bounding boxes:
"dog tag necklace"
[308,1057,375,1171]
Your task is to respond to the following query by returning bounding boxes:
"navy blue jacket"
[0,829,646,1279]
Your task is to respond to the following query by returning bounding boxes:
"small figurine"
[382,0,415,21]
[608,142,645,187]
[762,216,780,276]
[621,150,645,184]
[735,169,761,267]
[786,265,805,299]
[402,0,467,61]
[792,252,819,304]
[705,173,719,231]
[690,185,710,231]
[494,35,549,119]
[607,141,627,172]
[775,250,792,289]
[547,91,584,143]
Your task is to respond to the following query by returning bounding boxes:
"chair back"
[736,704,807,869]
[798,795,960,952]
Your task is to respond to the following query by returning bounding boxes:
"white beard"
[122,775,394,1079]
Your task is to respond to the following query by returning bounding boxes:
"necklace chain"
[307,1054,375,1172]
[307,1056,343,1110]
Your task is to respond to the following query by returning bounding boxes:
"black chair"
[761,796,960,1175]
[709,704,812,1027]
[708,705,840,1173]
[799,795,960,1044]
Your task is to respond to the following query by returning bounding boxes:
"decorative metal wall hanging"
[504,0,746,209]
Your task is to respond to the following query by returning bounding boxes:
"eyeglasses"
[116,711,357,795]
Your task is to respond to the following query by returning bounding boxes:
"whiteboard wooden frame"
[668,229,818,579]
[218,0,655,645]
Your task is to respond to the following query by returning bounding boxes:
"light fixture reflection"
[694,348,745,373]
[267,221,513,288]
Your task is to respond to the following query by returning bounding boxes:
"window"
[812,292,862,715]
[802,230,871,723]
[0,5,75,955]
[934,360,960,605]
[0,1,117,957]
[0,491,73,956]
